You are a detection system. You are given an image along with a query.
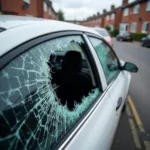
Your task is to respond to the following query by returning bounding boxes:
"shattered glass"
[0,36,99,149]
[89,37,120,84]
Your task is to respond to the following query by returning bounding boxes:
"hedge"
[109,29,119,37]
[105,26,111,32]
[130,33,147,41]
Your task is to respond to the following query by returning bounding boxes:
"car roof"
[0,15,100,57]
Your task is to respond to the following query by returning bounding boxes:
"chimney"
[97,12,100,17]
[111,5,115,10]
[122,0,128,6]
[103,9,107,14]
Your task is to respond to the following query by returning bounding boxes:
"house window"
[123,8,129,16]
[110,24,114,30]
[43,1,47,12]
[120,23,129,32]
[111,13,115,20]
[146,0,150,11]
[133,4,140,14]
[23,0,30,4]
[142,22,149,33]
[23,0,30,9]
[130,23,137,33]
[106,15,109,20]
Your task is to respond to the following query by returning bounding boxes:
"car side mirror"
[123,62,138,73]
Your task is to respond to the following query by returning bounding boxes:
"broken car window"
[0,35,100,150]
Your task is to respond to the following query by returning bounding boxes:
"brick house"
[43,0,57,20]
[80,0,150,33]
[80,5,123,30]
[103,6,122,31]
[120,0,150,33]
[80,12,102,27]
[0,0,57,20]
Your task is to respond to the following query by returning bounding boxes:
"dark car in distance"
[117,32,133,42]
[141,34,150,47]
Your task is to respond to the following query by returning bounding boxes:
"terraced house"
[80,0,150,33]
[0,0,57,20]
[121,0,150,33]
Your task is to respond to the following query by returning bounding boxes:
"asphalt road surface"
[111,39,150,150]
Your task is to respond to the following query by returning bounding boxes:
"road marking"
[128,118,142,149]
[128,96,145,133]
[126,103,132,117]
[144,141,150,150]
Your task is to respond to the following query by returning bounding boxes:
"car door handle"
[116,97,123,111]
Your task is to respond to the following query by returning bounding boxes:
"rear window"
[124,32,130,36]
[95,29,109,37]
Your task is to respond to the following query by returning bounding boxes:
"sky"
[51,0,135,20]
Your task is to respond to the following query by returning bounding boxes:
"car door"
[62,34,118,150]
[87,35,131,123]
[0,31,118,150]
[146,34,150,46]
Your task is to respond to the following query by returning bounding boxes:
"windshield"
[95,29,109,36]
[124,32,130,36]
[120,32,130,36]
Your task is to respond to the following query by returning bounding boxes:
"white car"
[92,27,113,47]
[0,15,138,150]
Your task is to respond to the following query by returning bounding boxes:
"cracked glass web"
[0,36,99,150]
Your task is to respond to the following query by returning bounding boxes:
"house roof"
[122,0,147,9]
[45,0,57,15]
[83,0,148,21]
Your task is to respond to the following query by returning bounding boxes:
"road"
[111,39,150,150]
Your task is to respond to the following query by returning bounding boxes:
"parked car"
[141,34,150,47]
[92,27,113,47]
[0,15,138,150]
[117,32,133,42]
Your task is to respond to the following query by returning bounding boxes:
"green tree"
[58,9,65,21]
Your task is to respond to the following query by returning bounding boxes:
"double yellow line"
[126,96,150,150]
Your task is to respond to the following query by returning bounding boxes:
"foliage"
[58,9,65,21]
[105,26,111,32]
[109,29,119,37]
[130,33,148,41]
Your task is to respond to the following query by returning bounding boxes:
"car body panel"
[141,34,150,47]
[0,15,100,57]
[117,32,133,41]
[108,71,131,117]
[60,92,116,150]
[0,15,132,150]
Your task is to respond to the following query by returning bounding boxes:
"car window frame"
[0,31,107,150]
[0,31,101,89]
[85,32,122,86]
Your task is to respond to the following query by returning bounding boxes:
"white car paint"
[62,92,116,150]
[0,15,100,57]
[0,15,131,150]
